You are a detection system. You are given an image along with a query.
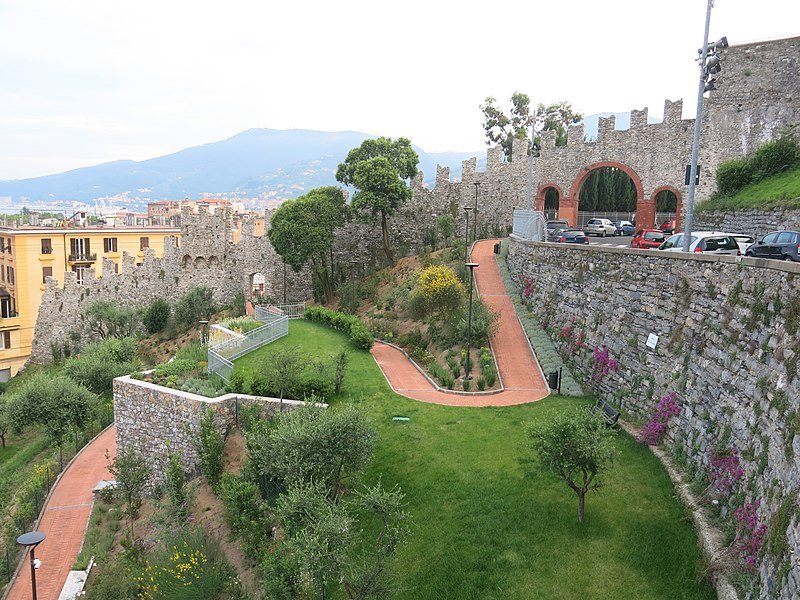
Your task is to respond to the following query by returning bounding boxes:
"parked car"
[584,218,617,237]
[631,229,666,249]
[546,220,571,241]
[612,220,635,236]
[732,234,755,255]
[659,219,677,234]
[657,231,741,255]
[556,230,590,244]
[745,230,800,261]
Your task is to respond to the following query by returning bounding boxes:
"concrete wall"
[113,375,309,488]
[507,237,799,599]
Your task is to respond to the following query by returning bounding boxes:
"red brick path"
[371,239,549,407]
[6,426,116,600]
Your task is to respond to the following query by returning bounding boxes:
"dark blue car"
[556,230,590,244]
[612,220,635,236]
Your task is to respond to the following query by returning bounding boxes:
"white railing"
[512,209,547,241]
[208,314,289,381]
[255,302,306,320]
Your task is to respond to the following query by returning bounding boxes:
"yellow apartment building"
[0,225,180,380]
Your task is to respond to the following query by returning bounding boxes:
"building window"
[140,237,150,250]
[6,267,13,285]
[72,266,86,285]
[4,238,10,253]
[69,238,92,261]
[42,266,53,284]
[103,237,118,253]
[41,238,52,254]
[0,331,10,350]
[0,297,12,318]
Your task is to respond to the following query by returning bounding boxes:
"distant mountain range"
[0,114,656,205]
[0,129,483,204]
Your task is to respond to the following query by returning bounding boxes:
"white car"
[657,231,741,255]
[584,218,617,237]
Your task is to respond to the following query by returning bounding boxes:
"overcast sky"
[0,0,798,180]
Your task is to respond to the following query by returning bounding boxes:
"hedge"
[304,306,374,350]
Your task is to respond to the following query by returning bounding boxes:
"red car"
[631,229,666,249]
[659,219,677,234]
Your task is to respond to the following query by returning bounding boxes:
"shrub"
[749,133,800,181]
[153,358,199,383]
[143,298,171,334]
[66,337,137,394]
[218,473,271,552]
[194,408,224,489]
[304,306,373,350]
[174,286,217,327]
[716,158,753,195]
[408,265,464,318]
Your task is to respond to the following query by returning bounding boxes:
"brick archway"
[564,161,646,228]
[651,185,683,232]
[534,183,565,217]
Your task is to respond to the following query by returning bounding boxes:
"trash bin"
[493,242,501,254]
[547,370,559,390]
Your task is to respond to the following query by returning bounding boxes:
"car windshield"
[644,232,665,241]
[587,219,601,225]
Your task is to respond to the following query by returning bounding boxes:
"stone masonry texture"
[113,374,307,488]
[507,236,800,599]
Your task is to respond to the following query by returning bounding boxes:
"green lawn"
[698,164,800,212]
[236,320,715,600]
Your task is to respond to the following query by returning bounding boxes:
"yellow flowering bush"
[409,265,464,318]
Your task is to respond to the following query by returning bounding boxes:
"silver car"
[584,218,617,237]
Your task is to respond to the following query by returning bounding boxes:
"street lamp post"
[464,262,479,381]
[463,206,473,265]
[472,182,480,242]
[683,0,727,251]
[198,320,209,345]
[17,531,45,600]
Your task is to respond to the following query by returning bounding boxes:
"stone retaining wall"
[113,375,311,488]
[695,208,800,238]
[507,237,800,599]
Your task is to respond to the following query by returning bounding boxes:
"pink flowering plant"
[557,318,588,356]
[707,447,745,496]
[733,500,767,568]
[637,392,681,445]
[519,274,535,301]
[591,345,618,382]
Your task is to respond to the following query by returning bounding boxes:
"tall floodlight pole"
[473,182,480,241]
[463,206,473,264]
[525,121,536,210]
[465,262,479,381]
[683,0,714,252]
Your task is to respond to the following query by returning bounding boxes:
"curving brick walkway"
[6,426,116,600]
[371,239,549,407]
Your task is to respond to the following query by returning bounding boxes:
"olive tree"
[526,408,615,523]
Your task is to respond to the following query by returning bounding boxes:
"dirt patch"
[192,479,261,596]
[222,428,246,476]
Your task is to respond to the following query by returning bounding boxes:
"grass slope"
[698,165,800,212]
[237,320,714,600]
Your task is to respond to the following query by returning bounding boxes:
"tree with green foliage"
[107,447,150,539]
[246,404,376,498]
[84,300,139,340]
[174,286,217,327]
[194,407,224,489]
[480,93,583,160]
[165,442,188,519]
[436,214,455,245]
[65,336,137,394]
[336,137,419,267]
[268,187,347,304]
[143,298,171,334]
[8,373,96,445]
[527,409,615,523]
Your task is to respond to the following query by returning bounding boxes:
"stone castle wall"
[113,374,308,488]
[30,206,312,363]
[695,208,800,238]
[507,237,800,599]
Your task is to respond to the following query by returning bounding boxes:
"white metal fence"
[512,210,547,241]
[255,302,306,320]
[208,314,289,382]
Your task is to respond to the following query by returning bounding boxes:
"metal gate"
[512,210,547,241]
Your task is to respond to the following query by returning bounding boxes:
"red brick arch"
[563,161,646,228]
[534,183,565,213]
[651,185,683,232]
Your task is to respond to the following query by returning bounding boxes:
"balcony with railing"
[68,253,97,263]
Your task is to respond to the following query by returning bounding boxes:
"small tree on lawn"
[108,447,150,539]
[527,408,615,523]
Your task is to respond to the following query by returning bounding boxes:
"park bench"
[586,399,620,427]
